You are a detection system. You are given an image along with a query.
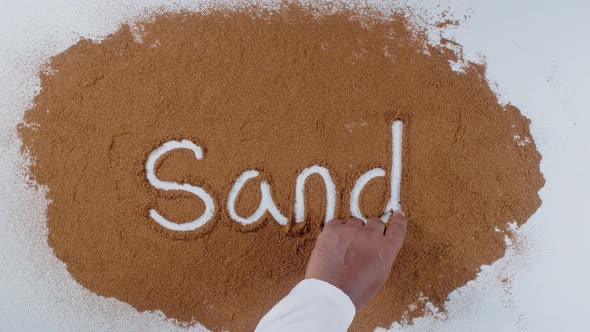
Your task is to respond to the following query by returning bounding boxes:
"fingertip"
[325,218,345,226]
[385,209,407,240]
[366,217,385,232]
[345,218,364,226]
[387,209,405,222]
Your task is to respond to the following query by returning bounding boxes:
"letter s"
[145,140,215,231]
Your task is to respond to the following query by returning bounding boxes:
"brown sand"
[19,4,544,331]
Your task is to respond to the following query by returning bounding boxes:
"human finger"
[345,218,364,226]
[324,218,345,227]
[365,217,385,233]
[385,210,407,252]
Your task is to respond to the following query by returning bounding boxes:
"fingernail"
[396,209,405,217]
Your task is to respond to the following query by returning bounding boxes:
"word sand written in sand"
[145,120,403,231]
[19,4,544,331]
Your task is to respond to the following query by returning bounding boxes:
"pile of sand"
[19,4,543,330]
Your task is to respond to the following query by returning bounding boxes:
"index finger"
[385,210,407,251]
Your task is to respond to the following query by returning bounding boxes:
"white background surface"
[1,0,589,331]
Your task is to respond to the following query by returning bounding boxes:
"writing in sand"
[146,120,404,231]
[18,7,545,330]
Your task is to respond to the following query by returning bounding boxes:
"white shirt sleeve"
[255,278,356,332]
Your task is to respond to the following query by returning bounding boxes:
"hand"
[305,210,407,309]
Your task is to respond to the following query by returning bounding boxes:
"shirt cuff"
[255,278,356,332]
[297,278,356,314]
